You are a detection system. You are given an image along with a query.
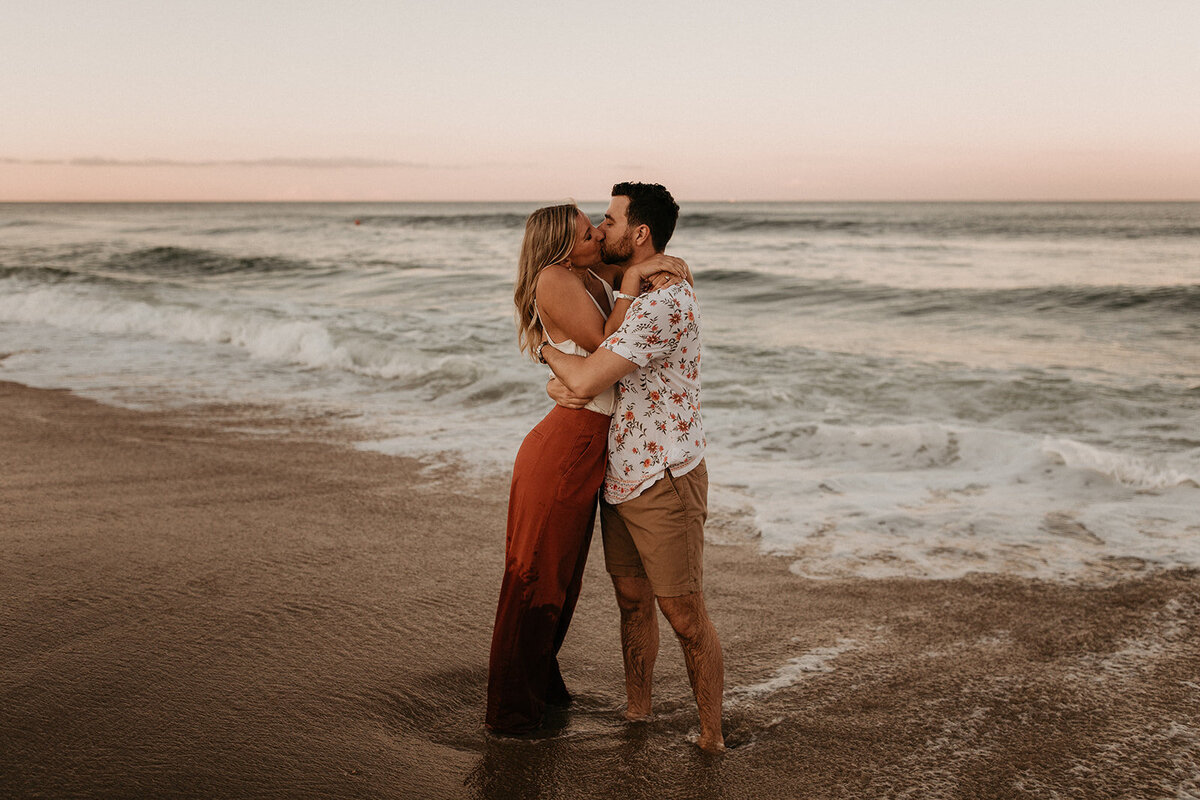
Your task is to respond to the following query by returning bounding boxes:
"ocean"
[2,201,1197,582]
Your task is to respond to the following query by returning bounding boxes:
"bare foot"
[621,706,651,722]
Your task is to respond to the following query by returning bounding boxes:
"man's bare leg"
[611,575,659,720]
[657,590,725,752]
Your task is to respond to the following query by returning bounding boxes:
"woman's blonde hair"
[514,203,579,359]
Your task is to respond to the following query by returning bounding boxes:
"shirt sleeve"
[600,288,684,369]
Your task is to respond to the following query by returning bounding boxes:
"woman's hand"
[620,254,693,296]
[646,271,680,292]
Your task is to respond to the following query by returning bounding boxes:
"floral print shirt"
[599,281,705,503]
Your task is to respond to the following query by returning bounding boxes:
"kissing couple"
[485,182,725,753]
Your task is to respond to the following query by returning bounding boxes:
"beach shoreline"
[2,380,1197,799]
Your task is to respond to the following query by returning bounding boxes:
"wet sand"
[2,379,1198,799]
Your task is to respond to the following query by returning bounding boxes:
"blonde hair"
[514,203,578,359]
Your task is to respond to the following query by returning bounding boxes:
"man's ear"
[634,224,651,247]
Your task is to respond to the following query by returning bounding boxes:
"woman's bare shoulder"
[535,265,586,305]
[535,263,573,290]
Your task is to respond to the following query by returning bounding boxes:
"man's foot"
[621,706,651,722]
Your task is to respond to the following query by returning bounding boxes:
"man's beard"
[600,230,635,264]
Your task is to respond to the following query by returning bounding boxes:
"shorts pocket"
[665,464,707,523]
[661,468,689,515]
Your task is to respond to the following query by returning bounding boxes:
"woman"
[485,204,687,733]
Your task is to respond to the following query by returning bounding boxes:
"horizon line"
[2,198,1199,204]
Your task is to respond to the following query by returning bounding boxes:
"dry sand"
[2,380,1197,799]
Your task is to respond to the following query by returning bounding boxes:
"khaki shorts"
[600,460,708,597]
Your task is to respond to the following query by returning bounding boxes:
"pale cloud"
[2,156,439,169]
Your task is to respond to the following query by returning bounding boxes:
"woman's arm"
[535,266,612,353]
[538,256,693,352]
[601,255,692,338]
[632,254,694,288]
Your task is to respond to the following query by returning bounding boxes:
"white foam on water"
[0,277,546,486]
[732,638,859,699]
[0,280,490,385]
[1044,437,1200,490]
[704,421,1200,582]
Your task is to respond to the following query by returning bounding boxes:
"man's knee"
[657,592,708,643]
[612,575,654,616]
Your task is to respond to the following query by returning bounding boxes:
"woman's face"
[566,210,604,268]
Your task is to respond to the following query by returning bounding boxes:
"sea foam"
[0,280,487,386]
[706,420,1200,583]
[1043,438,1199,489]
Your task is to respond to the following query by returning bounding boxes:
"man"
[539,182,725,753]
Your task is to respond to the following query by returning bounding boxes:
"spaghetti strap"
[533,300,564,346]
[586,270,614,315]
[536,272,613,345]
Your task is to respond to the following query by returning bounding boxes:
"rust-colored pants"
[485,405,609,732]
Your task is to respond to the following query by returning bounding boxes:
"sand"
[2,379,1197,799]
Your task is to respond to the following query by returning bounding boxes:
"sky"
[2,0,1198,202]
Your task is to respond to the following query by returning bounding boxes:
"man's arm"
[542,345,637,399]
[546,377,592,409]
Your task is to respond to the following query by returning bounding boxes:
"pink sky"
[3,1,1198,201]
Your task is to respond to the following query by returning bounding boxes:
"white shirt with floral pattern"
[599,281,705,504]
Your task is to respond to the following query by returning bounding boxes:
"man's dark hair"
[612,182,679,252]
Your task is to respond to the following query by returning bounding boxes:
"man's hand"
[547,377,593,410]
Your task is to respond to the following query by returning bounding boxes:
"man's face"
[599,195,636,265]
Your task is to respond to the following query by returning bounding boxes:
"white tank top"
[538,271,617,416]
